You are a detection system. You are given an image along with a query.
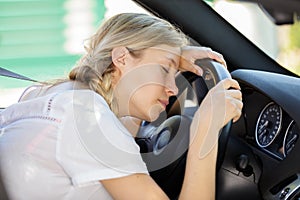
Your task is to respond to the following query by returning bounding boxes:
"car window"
[0,0,145,108]
[0,0,104,107]
[1,0,298,108]
[209,0,300,76]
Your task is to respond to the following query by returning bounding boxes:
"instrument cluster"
[255,102,299,159]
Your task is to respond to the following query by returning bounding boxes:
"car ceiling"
[252,0,300,25]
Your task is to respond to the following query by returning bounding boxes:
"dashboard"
[231,69,300,160]
[239,88,299,160]
[227,69,300,199]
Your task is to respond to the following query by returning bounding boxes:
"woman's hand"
[200,78,243,126]
[189,78,243,158]
[179,46,227,76]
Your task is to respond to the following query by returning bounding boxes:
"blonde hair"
[69,13,189,113]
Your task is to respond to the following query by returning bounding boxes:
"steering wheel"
[135,58,232,199]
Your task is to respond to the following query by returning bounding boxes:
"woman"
[0,13,242,199]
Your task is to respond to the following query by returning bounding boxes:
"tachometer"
[255,102,282,148]
[283,120,299,157]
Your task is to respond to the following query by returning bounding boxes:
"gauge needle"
[259,129,267,140]
[286,134,298,148]
[259,121,269,134]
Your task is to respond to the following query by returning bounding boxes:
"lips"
[158,99,169,109]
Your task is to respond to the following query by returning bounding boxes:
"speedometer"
[283,120,299,157]
[255,102,282,148]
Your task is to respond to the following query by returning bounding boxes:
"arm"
[178,46,241,198]
[179,78,243,199]
[179,109,219,200]
[102,174,169,200]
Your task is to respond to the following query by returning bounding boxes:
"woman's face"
[113,44,181,121]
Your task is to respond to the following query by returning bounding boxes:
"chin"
[147,106,167,122]
[142,111,159,122]
[147,113,160,122]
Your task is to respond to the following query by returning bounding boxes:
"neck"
[119,117,142,137]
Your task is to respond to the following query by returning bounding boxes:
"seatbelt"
[0,66,38,82]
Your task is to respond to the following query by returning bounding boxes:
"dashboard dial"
[255,102,282,148]
[283,120,299,157]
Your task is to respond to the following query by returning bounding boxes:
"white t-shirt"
[0,89,148,200]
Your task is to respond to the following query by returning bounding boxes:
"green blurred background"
[0,0,105,88]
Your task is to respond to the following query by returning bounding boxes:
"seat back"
[0,172,9,200]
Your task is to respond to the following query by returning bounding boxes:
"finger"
[191,64,203,76]
[219,78,241,90]
[207,50,227,68]
[230,97,243,121]
[233,108,242,123]
[225,89,242,100]
[214,52,227,68]
[178,62,203,76]
[230,97,243,110]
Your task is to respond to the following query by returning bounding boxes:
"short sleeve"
[52,90,149,187]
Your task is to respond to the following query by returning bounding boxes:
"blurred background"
[0,0,299,107]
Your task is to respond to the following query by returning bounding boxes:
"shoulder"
[18,84,44,102]
[44,89,109,115]
[55,91,147,175]
[55,89,109,108]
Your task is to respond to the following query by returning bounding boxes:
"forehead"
[149,45,181,56]
[146,45,181,67]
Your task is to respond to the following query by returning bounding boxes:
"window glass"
[0,0,105,107]
[210,0,300,76]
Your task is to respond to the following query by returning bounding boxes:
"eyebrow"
[167,58,179,73]
[165,56,178,67]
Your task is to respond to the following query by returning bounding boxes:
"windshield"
[209,0,300,76]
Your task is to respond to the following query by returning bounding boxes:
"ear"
[111,46,129,70]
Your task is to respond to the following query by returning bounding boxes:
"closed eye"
[161,66,170,74]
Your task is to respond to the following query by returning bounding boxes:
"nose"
[165,77,178,96]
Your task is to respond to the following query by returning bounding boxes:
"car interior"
[1,0,300,199]
[132,0,300,200]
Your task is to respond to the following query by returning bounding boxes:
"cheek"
[114,64,169,111]
[131,84,164,104]
[130,85,165,121]
[118,65,168,94]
